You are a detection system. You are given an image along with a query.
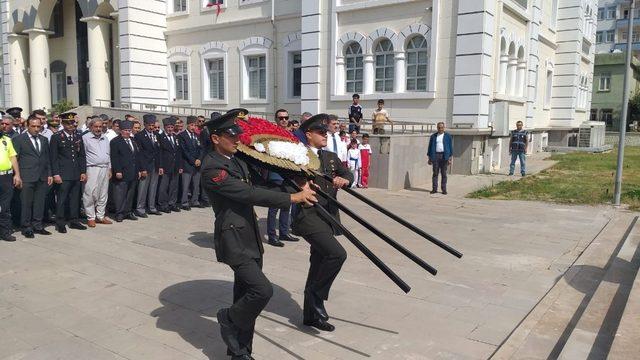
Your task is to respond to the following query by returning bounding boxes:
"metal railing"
[95,99,437,134]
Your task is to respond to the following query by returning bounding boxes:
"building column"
[82,17,112,107]
[394,52,405,93]
[498,53,508,94]
[507,56,517,96]
[335,56,345,95]
[7,34,29,111]
[25,28,53,111]
[363,54,374,94]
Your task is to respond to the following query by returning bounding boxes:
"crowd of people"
[0,99,388,243]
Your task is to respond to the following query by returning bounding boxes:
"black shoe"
[115,215,124,223]
[34,229,52,235]
[56,224,67,233]
[442,191,448,195]
[181,205,191,211]
[231,355,255,360]
[305,290,329,321]
[1,234,16,242]
[160,208,171,214]
[508,173,514,176]
[279,234,300,242]
[69,222,87,230]
[148,210,161,215]
[134,211,148,218]
[268,239,285,247]
[170,206,181,212]
[125,213,138,221]
[196,203,207,208]
[216,308,241,353]
[303,318,335,332]
[430,190,437,194]
[21,230,34,238]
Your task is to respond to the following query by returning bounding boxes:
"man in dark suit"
[201,110,317,359]
[178,116,203,210]
[110,120,143,222]
[50,112,87,233]
[134,114,162,217]
[157,117,183,213]
[292,114,353,333]
[13,115,53,238]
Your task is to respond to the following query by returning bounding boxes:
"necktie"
[126,138,134,152]
[33,135,40,153]
[332,134,338,153]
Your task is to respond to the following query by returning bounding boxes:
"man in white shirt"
[323,114,348,163]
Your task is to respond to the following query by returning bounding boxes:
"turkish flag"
[206,0,222,16]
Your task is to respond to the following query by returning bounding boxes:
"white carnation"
[266,141,310,166]
[253,143,266,153]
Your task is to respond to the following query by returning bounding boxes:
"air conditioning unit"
[489,101,509,137]
[578,121,606,148]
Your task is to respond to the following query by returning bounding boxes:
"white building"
[0,0,596,174]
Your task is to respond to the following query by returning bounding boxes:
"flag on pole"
[206,0,222,16]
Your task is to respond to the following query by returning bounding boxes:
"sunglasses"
[278,116,289,120]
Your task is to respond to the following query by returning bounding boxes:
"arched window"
[50,60,67,104]
[516,46,526,97]
[498,38,508,94]
[506,43,517,96]
[405,35,428,91]
[374,39,394,92]
[344,42,363,93]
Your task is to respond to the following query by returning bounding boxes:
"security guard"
[5,107,24,139]
[0,119,22,241]
[201,109,316,360]
[292,114,353,332]
[50,112,87,233]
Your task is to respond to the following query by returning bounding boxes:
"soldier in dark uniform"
[110,120,143,222]
[157,117,183,213]
[292,114,353,332]
[50,112,87,233]
[6,107,24,227]
[201,110,317,360]
[5,107,24,139]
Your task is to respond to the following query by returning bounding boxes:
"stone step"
[490,213,639,360]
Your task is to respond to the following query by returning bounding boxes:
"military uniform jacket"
[178,131,203,174]
[158,133,183,174]
[134,130,161,172]
[201,151,291,266]
[292,149,353,236]
[50,130,87,181]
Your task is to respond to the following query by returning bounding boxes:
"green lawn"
[468,147,640,210]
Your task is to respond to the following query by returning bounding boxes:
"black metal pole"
[312,184,437,276]
[312,171,463,259]
[286,180,411,293]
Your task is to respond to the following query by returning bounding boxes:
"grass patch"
[468,147,640,210]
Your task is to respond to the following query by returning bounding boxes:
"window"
[606,30,615,43]
[590,109,598,121]
[50,0,64,38]
[174,0,187,12]
[607,7,616,19]
[601,109,613,126]
[621,32,640,42]
[624,10,629,19]
[596,31,603,44]
[374,39,394,92]
[344,42,363,94]
[246,55,266,99]
[598,7,605,20]
[406,35,428,92]
[514,0,527,9]
[290,52,302,98]
[206,58,224,100]
[172,62,189,101]
[50,60,67,104]
[545,70,553,108]
[599,73,611,91]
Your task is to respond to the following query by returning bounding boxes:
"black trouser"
[20,181,48,231]
[227,257,272,356]
[432,153,448,192]
[56,180,81,225]
[10,187,21,227]
[113,180,137,218]
[0,174,14,236]
[158,172,179,209]
[302,231,347,321]
[45,184,59,221]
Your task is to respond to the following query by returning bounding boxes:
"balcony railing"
[613,42,640,51]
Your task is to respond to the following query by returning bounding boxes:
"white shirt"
[323,132,348,162]
[436,133,445,153]
[358,143,372,153]
[105,129,118,141]
[29,134,41,152]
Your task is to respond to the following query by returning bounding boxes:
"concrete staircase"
[491,213,640,360]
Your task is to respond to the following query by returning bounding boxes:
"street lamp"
[614,0,636,206]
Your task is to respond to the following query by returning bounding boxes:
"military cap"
[59,112,77,123]
[6,107,22,118]
[227,108,249,119]
[162,117,176,126]
[120,120,134,130]
[143,113,157,125]
[300,113,329,133]
[205,109,243,136]
[186,115,197,125]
